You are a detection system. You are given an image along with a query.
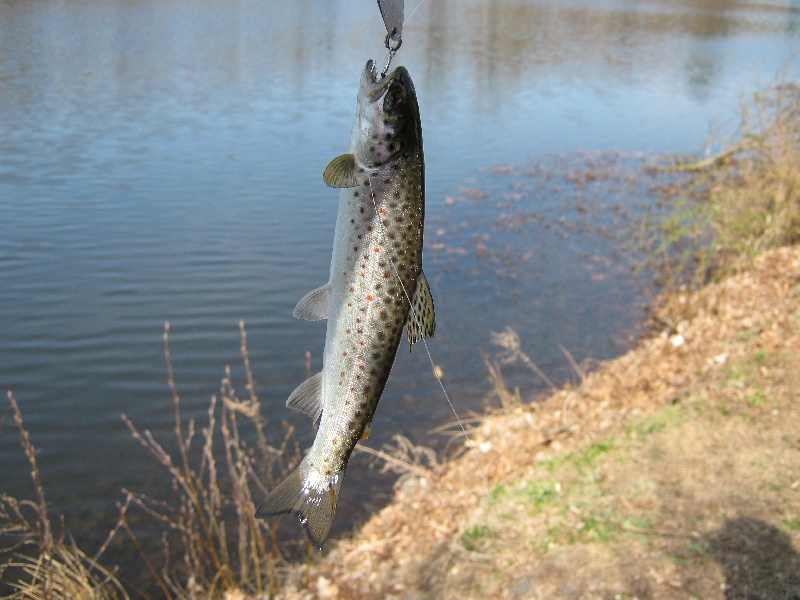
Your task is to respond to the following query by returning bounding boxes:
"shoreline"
[283,244,800,599]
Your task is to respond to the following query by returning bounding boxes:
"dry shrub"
[2,321,302,599]
[119,320,302,598]
[641,79,800,297]
[1,393,127,600]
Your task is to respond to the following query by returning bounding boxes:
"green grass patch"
[520,480,560,514]
[626,404,682,441]
[783,518,800,532]
[746,388,767,407]
[461,524,493,551]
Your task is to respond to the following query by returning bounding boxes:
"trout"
[256,60,435,549]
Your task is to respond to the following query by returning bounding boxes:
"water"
[1,0,798,556]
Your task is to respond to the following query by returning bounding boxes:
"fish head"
[351,60,421,168]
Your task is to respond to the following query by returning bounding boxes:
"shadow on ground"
[711,517,800,600]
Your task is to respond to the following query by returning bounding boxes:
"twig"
[558,343,586,383]
[354,444,435,479]
[656,139,760,172]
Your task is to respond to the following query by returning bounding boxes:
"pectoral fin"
[407,271,436,349]
[359,419,373,441]
[293,283,331,321]
[286,372,323,423]
[323,154,359,188]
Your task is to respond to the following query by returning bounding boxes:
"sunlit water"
[1,0,798,560]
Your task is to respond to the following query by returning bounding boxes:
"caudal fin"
[255,458,344,550]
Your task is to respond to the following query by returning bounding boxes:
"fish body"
[256,60,435,549]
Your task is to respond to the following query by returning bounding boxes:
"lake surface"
[1,0,798,558]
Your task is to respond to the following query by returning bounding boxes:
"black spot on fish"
[377,331,386,341]
[354,191,359,197]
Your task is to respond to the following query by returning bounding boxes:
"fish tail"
[255,457,344,550]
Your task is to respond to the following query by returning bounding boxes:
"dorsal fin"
[293,283,331,321]
[323,154,359,188]
[406,271,436,349]
[286,372,323,423]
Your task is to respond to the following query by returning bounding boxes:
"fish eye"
[383,88,404,111]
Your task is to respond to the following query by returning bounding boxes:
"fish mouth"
[360,60,406,101]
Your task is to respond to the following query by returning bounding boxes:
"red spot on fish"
[380,208,388,214]
[374,247,380,253]
[359,340,365,346]
[349,286,354,292]
[367,295,373,301]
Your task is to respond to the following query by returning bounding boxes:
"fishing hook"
[379,28,402,79]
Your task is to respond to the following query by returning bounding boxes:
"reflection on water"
[0,0,798,559]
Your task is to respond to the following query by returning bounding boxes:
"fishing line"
[365,173,533,593]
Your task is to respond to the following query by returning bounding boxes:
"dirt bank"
[277,244,800,599]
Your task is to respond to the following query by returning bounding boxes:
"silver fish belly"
[256,60,435,549]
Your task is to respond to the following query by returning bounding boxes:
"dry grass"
[2,321,304,599]
[117,320,303,598]
[1,393,128,599]
[638,80,800,298]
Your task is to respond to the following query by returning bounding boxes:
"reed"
[2,322,303,599]
[1,393,127,600]
[637,79,800,298]
[118,320,302,598]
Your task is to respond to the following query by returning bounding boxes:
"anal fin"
[286,372,323,423]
